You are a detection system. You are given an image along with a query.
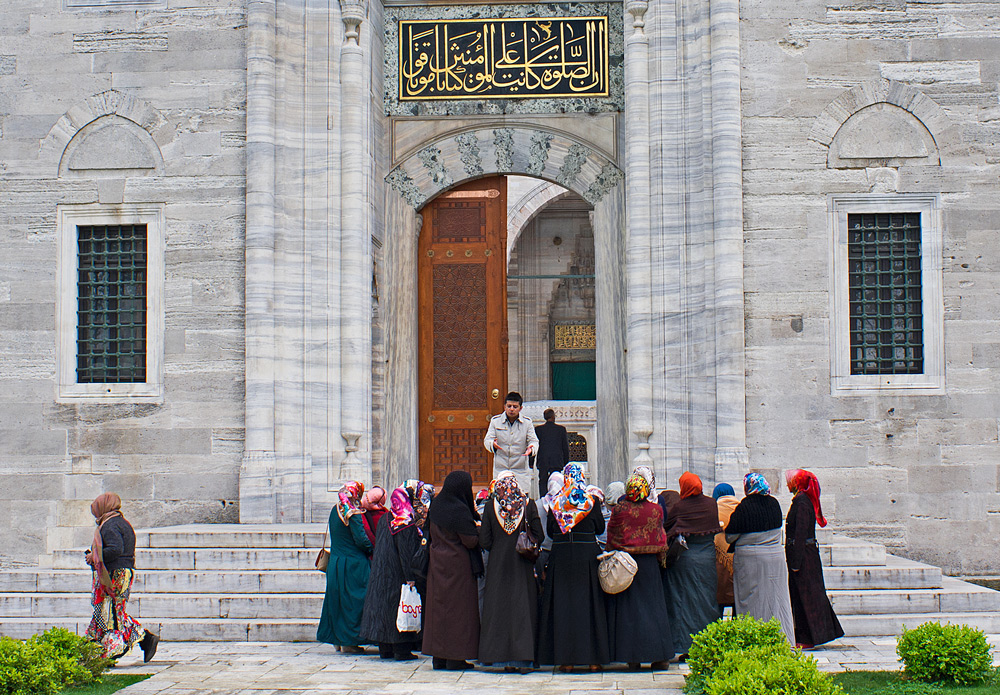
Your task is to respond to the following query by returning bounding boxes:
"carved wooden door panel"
[418,176,507,488]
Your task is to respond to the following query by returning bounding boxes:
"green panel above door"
[551,361,596,400]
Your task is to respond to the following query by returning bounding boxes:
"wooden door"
[418,176,508,488]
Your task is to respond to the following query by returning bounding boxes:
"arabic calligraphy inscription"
[399,17,609,100]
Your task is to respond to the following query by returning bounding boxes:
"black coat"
[100,516,136,573]
[534,421,570,482]
[478,499,543,663]
[786,494,844,647]
[536,503,610,666]
[359,515,424,645]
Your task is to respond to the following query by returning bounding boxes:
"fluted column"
[240,0,278,522]
[624,0,655,473]
[337,0,372,487]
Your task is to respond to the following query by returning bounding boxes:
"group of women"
[317,463,843,672]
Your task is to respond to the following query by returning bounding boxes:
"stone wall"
[741,1,1000,573]
[0,0,247,563]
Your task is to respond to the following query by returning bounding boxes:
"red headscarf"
[679,471,703,499]
[785,469,827,528]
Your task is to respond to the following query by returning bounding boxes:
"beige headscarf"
[90,492,123,588]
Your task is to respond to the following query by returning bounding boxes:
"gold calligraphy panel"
[399,17,609,100]
[554,324,597,350]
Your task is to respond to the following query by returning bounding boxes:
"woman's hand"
[84,549,94,567]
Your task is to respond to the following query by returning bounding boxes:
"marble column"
[337,0,372,487]
[241,0,278,523]
[594,182,629,486]
[710,0,749,482]
[624,0,655,474]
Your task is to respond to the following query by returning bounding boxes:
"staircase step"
[137,524,326,549]
[0,617,319,642]
[52,548,323,570]
[829,580,1000,615]
[1,569,327,594]
[823,557,942,590]
[840,612,1000,637]
[0,593,324,620]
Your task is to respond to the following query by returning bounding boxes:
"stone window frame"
[829,194,945,395]
[57,204,165,403]
[64,0,164,9]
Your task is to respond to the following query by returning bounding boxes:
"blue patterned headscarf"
[552,463,595,533]
[743,472,771,496]
[712,483,736,500]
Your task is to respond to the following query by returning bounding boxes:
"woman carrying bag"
[605,470,673,670]
[478,472,543,672]
[360,480,434,660]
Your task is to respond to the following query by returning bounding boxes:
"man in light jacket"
[483,391,539,493]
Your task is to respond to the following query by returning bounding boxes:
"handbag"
[515,521,540,562]
[663,533,688,568]
[396,583,423,632]
[315,528,330,573]
[597,550,638,594]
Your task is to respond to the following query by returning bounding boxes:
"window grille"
[77,224,147,383]
[848,213,923,375]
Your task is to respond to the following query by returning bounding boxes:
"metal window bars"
[847,212,923,375]
[76,224,148,383]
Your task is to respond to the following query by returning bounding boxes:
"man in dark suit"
[533,408,570,498]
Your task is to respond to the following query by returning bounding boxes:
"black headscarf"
[429,470,480,536]
[725,494,783,534]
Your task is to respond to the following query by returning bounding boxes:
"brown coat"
[714,495,740,605]
[421,521,481,660]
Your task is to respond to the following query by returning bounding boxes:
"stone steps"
[1,524,997,641]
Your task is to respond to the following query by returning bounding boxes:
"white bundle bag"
[395,582,423,632]
[597,550,638,594]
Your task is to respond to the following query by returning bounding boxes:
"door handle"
[491,389,499,399]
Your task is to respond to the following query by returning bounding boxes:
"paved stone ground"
[110,636,1000,695]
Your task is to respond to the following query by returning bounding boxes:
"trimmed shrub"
[702,648,846,695]
[685,615,792,693]
[896,621,993,685]
[0,628,112,695]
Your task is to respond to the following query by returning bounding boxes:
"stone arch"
[39,90,173,175]
[506,179,574,262]
[385,125,623,210]
[809,80,960,166]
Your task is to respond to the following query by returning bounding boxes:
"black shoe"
[393,651,417,661]
[432,657,447,670]
[140,631,159,663]
[447,660,474,670]
[378,644,393,660]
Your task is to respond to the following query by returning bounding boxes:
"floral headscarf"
[493,473,526,535]
[586,485,605,504]
[337,481,365,525]
[743,472,771,496]
[634,465,657,501]
[402,479,433,531]
[624,470,651,503]
[552,463,595,534]
[90,492,123,588]
[785,469,827,527]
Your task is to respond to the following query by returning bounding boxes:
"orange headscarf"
[785,469,827,528]
[90,493,123,588]
[679,471,703,499]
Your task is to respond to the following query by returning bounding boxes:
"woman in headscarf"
[84,493,159,662]
[588,485,610,549]
[318,480,374,652]
[422,470,483,670]
[605,470,673,670]
[533,470,564,588]
[712,483,740,616]
[785,469,844,648]
[724,472,794,644]
[478,472,543,672]
[360,486,389,546]
[537,463,610,672]
[663,472,720,658]
[360,480,434,661]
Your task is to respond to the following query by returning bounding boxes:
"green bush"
[702,648,846,695]
[896,622,993,685]
[685,615,792,690]
[0,628,112,695]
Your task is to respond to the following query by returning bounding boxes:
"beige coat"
[483,413,539,492]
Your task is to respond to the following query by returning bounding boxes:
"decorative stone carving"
[557,143,590,189]
[526,132,554,176]
[455,132,483,176]
[829,103,938,168]
[386,167,423,208]
[584,162,624,206]
[417,145,452,188]
[66,118,158,173]
[339,0,368,44]
[625,0,649,35]
[493,128,515,172]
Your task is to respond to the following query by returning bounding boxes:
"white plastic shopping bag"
[395,582,422,632]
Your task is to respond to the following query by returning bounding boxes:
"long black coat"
[534,421,570,484]
[478,498,543,664]
[359,515,424,645]
[536,502,610,666]
[786,493,844,647]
